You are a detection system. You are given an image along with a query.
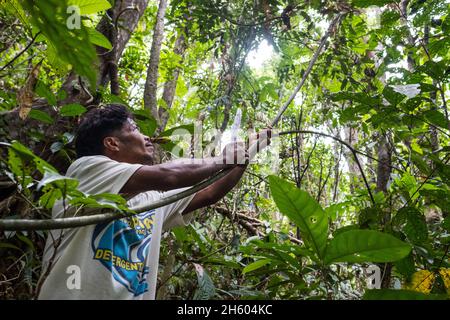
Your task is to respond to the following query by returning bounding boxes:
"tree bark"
[343,126,362,193]
[96,0,151,88]
[158,33,187,133]
[376,134,392,194]
[143,0,168,123]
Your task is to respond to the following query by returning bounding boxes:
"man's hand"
[220,141,248,166]
[248,127,272,160]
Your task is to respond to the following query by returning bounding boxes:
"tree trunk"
[158,33,187,133]
[376,134,392,194]
[343,126,362,193]
[143,0,168,123]
[96,0,151,89]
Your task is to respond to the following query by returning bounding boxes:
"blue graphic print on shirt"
[91,210,155,296]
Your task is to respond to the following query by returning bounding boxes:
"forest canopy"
[0,0,449,300]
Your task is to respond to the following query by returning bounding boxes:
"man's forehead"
[126,118,137,127]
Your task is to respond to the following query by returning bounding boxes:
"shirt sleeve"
[159,187,197,231]
[69,156,143,195]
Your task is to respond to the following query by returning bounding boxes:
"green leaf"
[132,109,157,137]
[383,86,406,106]
[16,233,35,251]
[9,141,58,174]
[67,0,111,15]
[172,227,188,243]
[363,289,448,300]
[39,187,63,209]
[2,0,29,29]
[443,216,450,232]
[22,0,98,87]
[35,81,57,106]
[268,175,328,259]
[68,193,130,212]
[29,109,54,124]
[60,103,87,117]
[422,110,448,129]
[160,124,195,137]
[394,253,416,281]
[418,60,447,81]
[380,10,400,26]
[242,259,271,274]
[0,242,23,252]
[87,27,112,49]
[401,207,428,245]
[37,171,79,190]
[351,1,397,9]
[324,230,412,264]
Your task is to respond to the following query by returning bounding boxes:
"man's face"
[114,118,155,165]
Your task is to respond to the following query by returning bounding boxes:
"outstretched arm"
[120,157,229,194]
[120,142,248,194]
[181,165,247,215]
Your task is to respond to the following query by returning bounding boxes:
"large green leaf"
[422,110,448,129]
[9,141,58,174]
[160,124,195,137]
[21,0,98,87]
[418,60,448,81]
[67,0,111,15]
[324,230,412,264]
[35,81,57,106]
[363,289,448,300]
[37,171,79,190]
[268,175,328,259]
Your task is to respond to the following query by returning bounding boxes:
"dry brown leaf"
[17,61,42,120]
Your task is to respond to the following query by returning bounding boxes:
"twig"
[278,130,376,205]
[0,32,40,73]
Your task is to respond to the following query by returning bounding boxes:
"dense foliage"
[0,0,449,300]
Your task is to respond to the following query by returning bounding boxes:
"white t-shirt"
[38,155,195,300]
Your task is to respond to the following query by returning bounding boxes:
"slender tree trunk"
[144,0,168,122]
[343,126,362,193]
[158,33,187,133]
[376,134,392,194]
[423,25,440,154]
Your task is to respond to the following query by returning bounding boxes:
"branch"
[270,14,344,127]
[0,169,231,231]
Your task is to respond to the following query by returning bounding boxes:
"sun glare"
[246,39,275,70]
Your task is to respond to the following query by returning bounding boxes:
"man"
[38,104,270,299]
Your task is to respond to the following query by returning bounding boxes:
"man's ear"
[103,136,120,153]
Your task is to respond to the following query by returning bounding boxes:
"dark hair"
[75,104,132,158]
